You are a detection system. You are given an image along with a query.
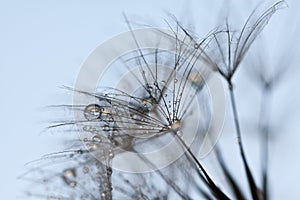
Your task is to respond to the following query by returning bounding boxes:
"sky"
[0,0,299,199]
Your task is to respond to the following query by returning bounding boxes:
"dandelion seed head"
[169,119,182,134]
[71,27,226,172]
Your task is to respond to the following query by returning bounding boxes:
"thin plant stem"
[173,133,230,200]
[259,86,272,200]
[228,80,259,200]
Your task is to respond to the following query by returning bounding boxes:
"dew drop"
[141,98,153,111]
[69,181,77,187]
[92,135,101,142]
[109,152,114,158]
[89,144,99,151]
[62,168,77,187]
[103,124,110,131]
[108,116,114,122]
[63,168,75,178]
[84,104,102,120]
[112,128,118,134]
[194,43,199,49]
[147,86,153,92]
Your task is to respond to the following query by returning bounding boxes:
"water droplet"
[161,80,166,84]
[84,104,102,120]
[92,135,101,142]
[83,138,88,142]
[69,181,77,187]
[108,116,114,122]
[103,124,110,131]
[131,114,140,121]
[89,144,99,151]
[62,168,77,187]
[112,128,118,134]
[194,43,199,49]
[106,167,112,176]
[147,86,153,92]
[109,152,114,158]
[63,168,76,178]
[141,98,153,111]
[174,79,178,83]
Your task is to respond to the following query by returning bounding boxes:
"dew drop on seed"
[84,104,102,120]
[112,128,118,134]
[108,116,114,122]
[147,86,153,92]
[62,168,77,187]
[109,152,114,158]
[63,168,76,178]
[103,124,110,131]
[83,126,88,131]
[69,181,77,187]
[92,135,101,142]
[89,144,98,151]
[141,98,153,111]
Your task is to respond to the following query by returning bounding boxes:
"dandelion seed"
[21,2,288,199]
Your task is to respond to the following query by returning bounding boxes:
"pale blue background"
[0,0,299,199]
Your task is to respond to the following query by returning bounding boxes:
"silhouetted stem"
[259,87,272,200]
[174,133,230,200]
[228,80,259,200]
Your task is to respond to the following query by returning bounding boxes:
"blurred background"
[0,0,299,199]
